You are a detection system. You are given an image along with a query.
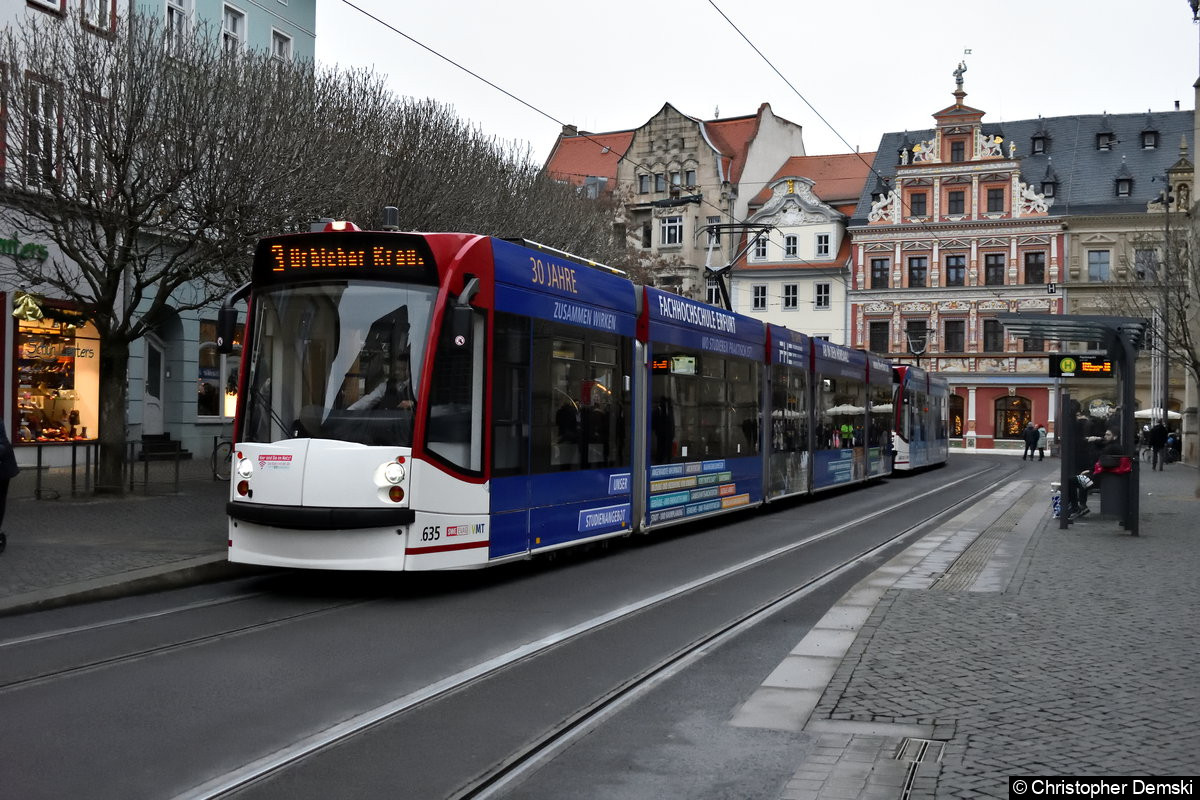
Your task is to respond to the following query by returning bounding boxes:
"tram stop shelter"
[995,313,1150,535]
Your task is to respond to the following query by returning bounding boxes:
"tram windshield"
[241,281,437,446]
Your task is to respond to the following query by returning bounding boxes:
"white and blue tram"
[220,225,935,571]
[890,365,951,471]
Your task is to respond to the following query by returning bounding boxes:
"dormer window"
[1031,136,1046,155]
[950,140,965,162]
[1142,131,1159,149]
[1097,133,1116,151]
[1116,178,1133,197]
[1041,181,1057,198]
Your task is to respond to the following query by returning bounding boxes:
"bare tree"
[0,13,356,491]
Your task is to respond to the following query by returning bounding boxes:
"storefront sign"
[0,234,50,262]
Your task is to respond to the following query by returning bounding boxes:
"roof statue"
[953,61,967,88]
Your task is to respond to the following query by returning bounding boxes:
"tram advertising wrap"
[220,224,948,573]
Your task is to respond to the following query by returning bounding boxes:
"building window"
[870,258,889,289]
[1088,250,1110,281]
[706,279,721,306]
[752,285,767,311]
[1116,178,1132,197]
[942,319,965,353]
[984,253,1005,286]
[945,254,966,286]
[905,320,929,355]
[706,216,720,244]
[669,171,681,187]
[582,176,607,199]
[640,221,652,249]
[868,321,889,353]
[950,394,964,437]
[167,0,192,53]
[16,315,102,444]
[638,174,649,194]
[908,257,928,288]
[1142,131,1159,149]
[660,216,683,246]
[752,234,768,260]
[1024,326,1045,353]
[81,0,114,30]
[1134,248,1159,280]
[908,192,927,217]
[79,96,108,192]
[199,320,243,419]
[1023,252,1046,284]
[685,169,696,187]
[947,190,965,215]
[25,77,62,189]
[654,173,665,192]
[950,140,965,162]
[987,188,1005,213]
[1097,133,1115,150]
[815,283,831,309]
[1032,136,1046,155]
[983,319,1005,353]
[784,235,798,258]
[222,5,245,54]
[995,395,1032,440]
[815,233,830,257]
[1041,181,1056,198]
[782,284,798,310]
[27,0,65,13]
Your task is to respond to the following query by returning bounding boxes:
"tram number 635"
[421,526,441,542]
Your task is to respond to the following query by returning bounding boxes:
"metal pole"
[1059,390,1072,530]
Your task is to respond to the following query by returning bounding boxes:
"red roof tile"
[543,130,635,187]
[702,112,761,184]
[748,153,877,207]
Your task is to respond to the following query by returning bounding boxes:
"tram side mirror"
[216,306,238,355]
[449,304,472,348]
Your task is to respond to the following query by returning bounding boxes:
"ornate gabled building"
[848,69,1193,451]
[544,103,806,298]
[729,154,874,343]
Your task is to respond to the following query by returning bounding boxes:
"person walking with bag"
[1036,424,1048,461]
[0,420,19,553]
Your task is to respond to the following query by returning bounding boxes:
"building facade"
[848,73,1193,451]
[3,0,315,465]
[730,154,873,343]
[545,103,807,299]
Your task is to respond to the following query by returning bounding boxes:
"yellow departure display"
[268,243,427,272]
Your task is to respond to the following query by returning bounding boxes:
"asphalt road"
[0,457,1007,800]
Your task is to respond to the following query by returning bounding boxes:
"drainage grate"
[894,738,945,799]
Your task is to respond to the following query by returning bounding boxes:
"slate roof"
[849,110,1194,225]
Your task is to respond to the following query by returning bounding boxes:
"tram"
[890,365,951,471]
[218,224,940,571]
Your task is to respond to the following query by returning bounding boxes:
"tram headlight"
[382,461,406,485]
[236,458,254,479]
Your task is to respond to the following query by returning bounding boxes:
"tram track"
[0,596,375,694]
[176,464,1008,800]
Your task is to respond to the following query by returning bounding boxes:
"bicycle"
[212,438,234,481]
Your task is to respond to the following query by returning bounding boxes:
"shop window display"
[17,318,101,443]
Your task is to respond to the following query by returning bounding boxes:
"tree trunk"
[95,337,130,495]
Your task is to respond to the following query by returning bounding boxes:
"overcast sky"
[316,0,1200,163]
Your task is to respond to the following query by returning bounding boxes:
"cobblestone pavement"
[765,463,1200,799]
[0,458,234,615]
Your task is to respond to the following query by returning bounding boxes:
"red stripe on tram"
[406,540,490,555]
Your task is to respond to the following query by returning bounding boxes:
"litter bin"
[1097,454,1132,518]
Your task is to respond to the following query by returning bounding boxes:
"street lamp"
[906,325,932,370]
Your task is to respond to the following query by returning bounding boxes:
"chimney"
[1175,100,1181,110]
[562,124,579,137]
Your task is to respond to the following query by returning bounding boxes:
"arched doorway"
[994,395,1031,441]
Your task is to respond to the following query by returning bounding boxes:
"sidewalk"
[739,461,1200,799]
[0,457,245,617]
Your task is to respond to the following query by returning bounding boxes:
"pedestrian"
[1036,424,1047,461]
[0,419,18,553]
[1021,421,1038,460]
[1148,420,1168,471]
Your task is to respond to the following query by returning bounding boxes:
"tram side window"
[425,308,484,474]
[815,376,866,449]
[770,364,808,454]
[727,359,759,456]
[491,313,530,477]
[651,348,758,463]
[531,319,628,473]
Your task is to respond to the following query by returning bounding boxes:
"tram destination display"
[1049,355,1114,378]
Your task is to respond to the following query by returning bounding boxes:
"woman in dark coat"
[0,420,19,553]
